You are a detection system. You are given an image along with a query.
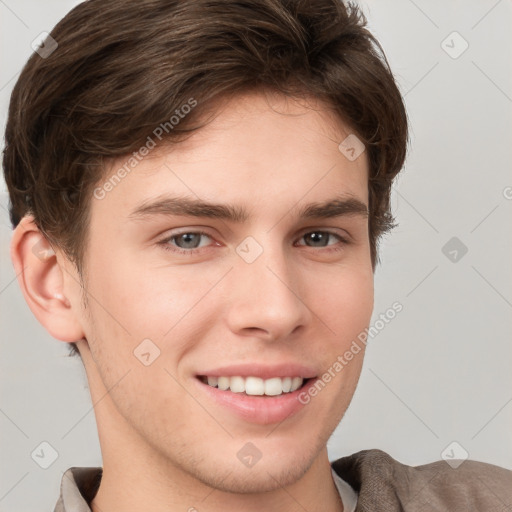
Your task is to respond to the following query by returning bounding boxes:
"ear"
[10,215,86,343]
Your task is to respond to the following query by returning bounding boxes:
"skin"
[11,90,374,512]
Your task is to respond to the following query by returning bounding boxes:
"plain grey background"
[1,1,511,510]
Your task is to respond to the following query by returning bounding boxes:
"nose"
[224,239,312,341]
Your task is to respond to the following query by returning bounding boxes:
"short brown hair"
[3,0,408,354]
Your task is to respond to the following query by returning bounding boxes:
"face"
[70,91,374,493]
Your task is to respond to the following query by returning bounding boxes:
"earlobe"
[10,215,85,343]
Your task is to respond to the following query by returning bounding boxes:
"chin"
[182,439,322,495]
[200,460,312,495]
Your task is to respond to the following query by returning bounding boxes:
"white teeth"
[245,376,264,395]
[202,375,306,395]
[229,376,245,393]
[291,376,303,392]
[217,376,230,390]
[264,377,283,396]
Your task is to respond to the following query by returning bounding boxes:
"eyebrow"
[128,194,368,222]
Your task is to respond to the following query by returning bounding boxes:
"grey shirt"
[53,449,512,511]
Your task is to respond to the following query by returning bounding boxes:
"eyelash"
[156,229,350,256]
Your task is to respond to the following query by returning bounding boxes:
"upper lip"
[196,363,318,380]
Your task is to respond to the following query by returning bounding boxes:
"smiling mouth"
[197,375,314,396]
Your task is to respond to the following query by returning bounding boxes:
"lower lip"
[193,377,318,425]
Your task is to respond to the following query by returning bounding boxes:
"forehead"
[92,90,369,222]
[164,90,362,164]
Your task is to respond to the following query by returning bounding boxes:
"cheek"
[318,266,374,338]
[85,249,212,339]
[81,251,231,390]
[304,269,372,416]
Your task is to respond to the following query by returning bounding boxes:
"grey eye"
[173,233,204,249]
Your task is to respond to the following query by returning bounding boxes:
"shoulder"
[331,449,512,511]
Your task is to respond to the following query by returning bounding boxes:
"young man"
[3,0,511,511]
